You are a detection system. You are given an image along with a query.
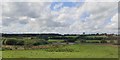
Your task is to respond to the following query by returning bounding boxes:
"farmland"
[1,33,119,58]
[2,44,118,58]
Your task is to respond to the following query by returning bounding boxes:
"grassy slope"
[48,39,64,43]
[2,44,118,58]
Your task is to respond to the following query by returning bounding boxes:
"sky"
[1,0,119,34]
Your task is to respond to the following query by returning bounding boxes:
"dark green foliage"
[67,39,76,42]
[33,40,48,46]
[39,36,49,41]
[2,47,12,51]
[100,40,107,43]
[33,42,41,46]
[63,37,77,43]
[110,40,119,45]
[5,39,24,45]
[78,35,107,40]
[16,40,24,45]
[110,40,115,44]
[6,39,18,45]
[86,41,99,43]
[80,40,86,43]
[44,37,49,41]
[2,39,7,45]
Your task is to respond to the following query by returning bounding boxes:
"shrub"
[2,39,7,45]
[33,40,48,46]
[111,40,120,45]
[67,39,76,42]
[6,39,18,45]
[33,42,41,46]
[2,47,12,51]
[86,41,99,43]
[100,40,107,43]
[5,39,24,45]
[80,40,86,43]
[16,40,24,45]
[110,40,114,44]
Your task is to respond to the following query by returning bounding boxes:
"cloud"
[85,0,120,2]
[53,3,63,10]
[1,2,118,34]
[105,13,118,30]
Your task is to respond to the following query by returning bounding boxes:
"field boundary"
[1,58,119,60]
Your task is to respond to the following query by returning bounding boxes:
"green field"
[48,39,64,43]
[2,44,118,58]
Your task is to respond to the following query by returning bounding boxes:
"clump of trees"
[3,39,24,45]
[3,38,49,46]
[33,40,48,46]
[78,35,108,40]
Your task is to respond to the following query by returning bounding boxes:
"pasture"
[2,44,118,58]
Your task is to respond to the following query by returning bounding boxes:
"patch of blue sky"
[105,17,112,23]
[51,0,84,2]
[80,11,90,22]
[50,1,84,11]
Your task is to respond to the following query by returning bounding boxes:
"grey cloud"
[19,20,28,25]
[1,2,118,34]
[2,17,17,26]
[45,20,68,27]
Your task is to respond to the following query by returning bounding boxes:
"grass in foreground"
[2,44,118,58]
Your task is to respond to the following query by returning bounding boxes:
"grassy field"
[2,44,118,58]
[48,39,64,43]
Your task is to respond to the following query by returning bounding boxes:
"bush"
[6,39,18,45]
[2,39,7,45]
[111,40,120,45]
[5,39,24,45]
[2,47,12,51]
[16,40,24,45]
[80,40,86,43]
[100,40,107,43]
[110,40,115,44]
[68,39,76,42]
[33,42,41,46]
[33,40,48,46]
[86,41,99,43]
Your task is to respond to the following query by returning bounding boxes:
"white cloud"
[53,3,63,10]
[105,13,118,30]
[1,2,118,34]
[85,0,120,2]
